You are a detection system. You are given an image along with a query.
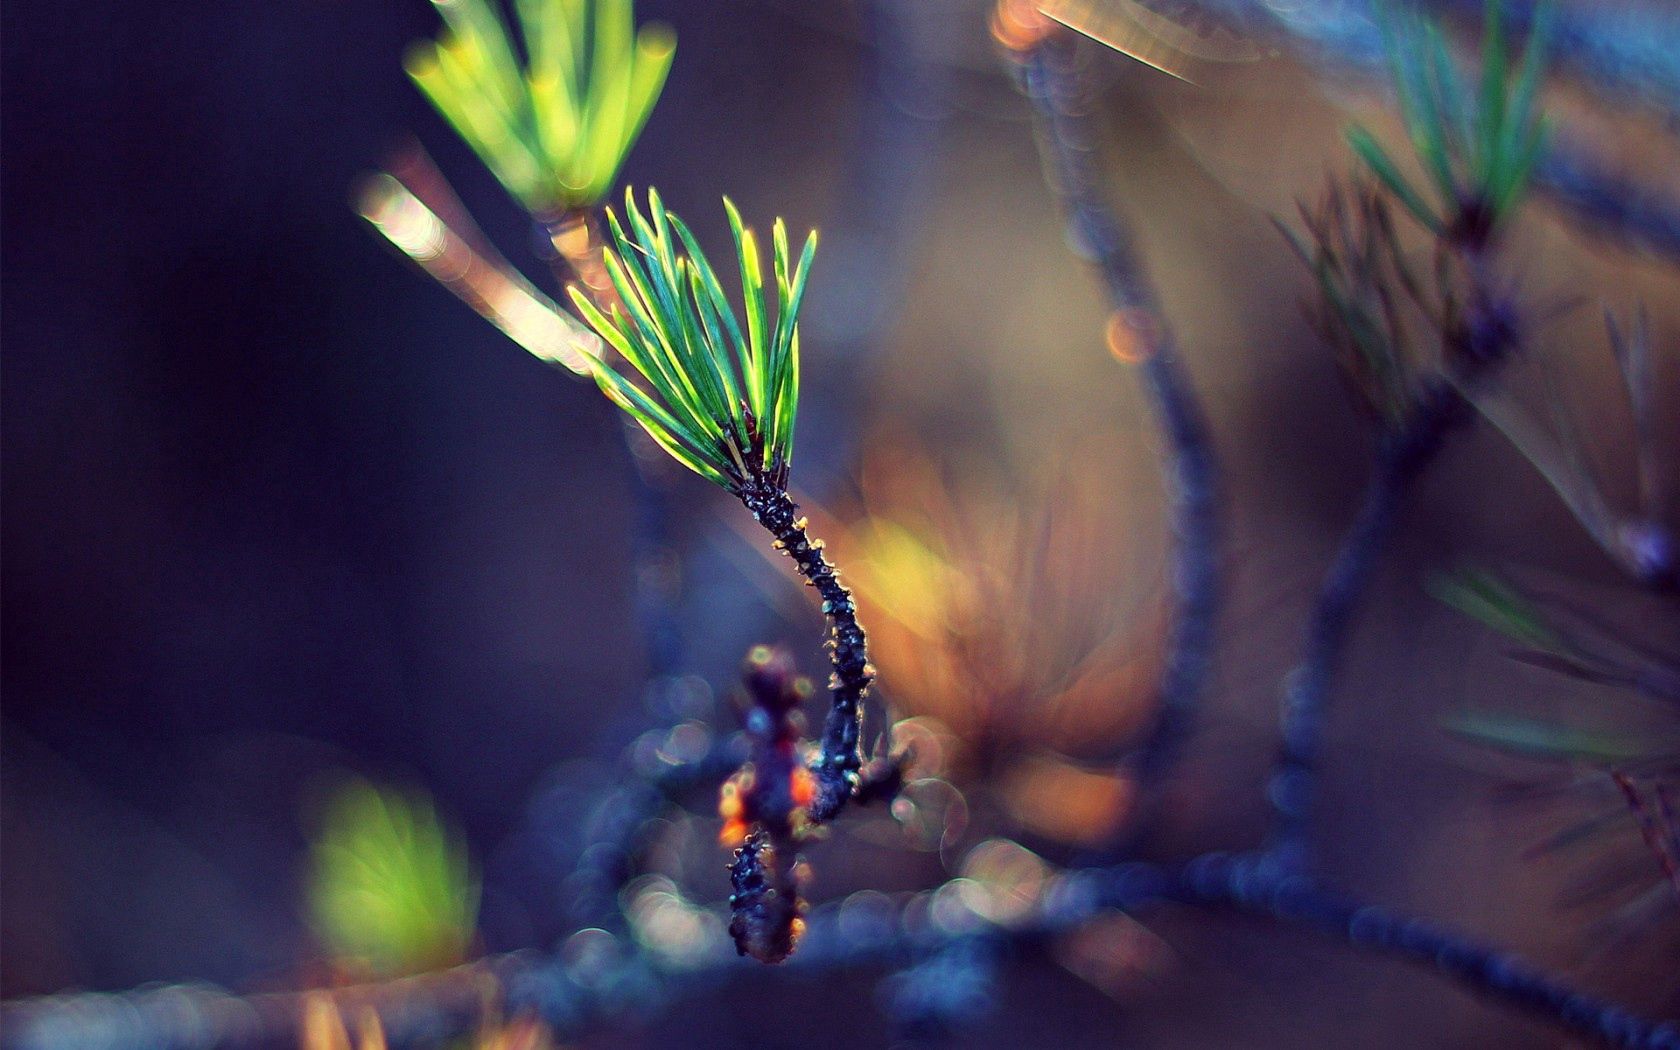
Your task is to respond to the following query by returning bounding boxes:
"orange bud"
[718,817,748,847]
[790,767,817,809]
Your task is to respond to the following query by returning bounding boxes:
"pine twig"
[1269,377,1473,869]
[1009,27,1222,850]
[736,483,874,823]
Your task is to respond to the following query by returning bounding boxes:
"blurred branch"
[359,160,601,374]
[1175,0,1680,118]
[1265,0,1544,872]
[559,733,748,930]
[1534,138,1680,264]
[11,851,1678,1050]
[1268,378,1474,869]
[1068,0,1680,263]
[1007,22,1223,852]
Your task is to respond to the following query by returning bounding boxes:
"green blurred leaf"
[307,780,478,977]
[1477,0,1509,183]
[1407,23,1457,204]
[1448,712,1656,765]
[1360,0,1553,233]
[1345,125,1441,234]
[408,0,676,213]
[1428,568,1570,654]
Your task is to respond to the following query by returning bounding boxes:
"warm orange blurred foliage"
[300,990,556,1050]
[753,438,1168,845]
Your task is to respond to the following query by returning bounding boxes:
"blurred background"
[3,0,1677,1045]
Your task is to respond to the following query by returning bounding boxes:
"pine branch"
[1268,377,1473,869]
[1009,27,1222,850]
[14,852,1678,1050]
[736,484,873,822]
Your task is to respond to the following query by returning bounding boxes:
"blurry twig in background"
[1054,0,1680,263]
[1267,0,1544,872]
[10,846,1680,1049]
[1468,306,1677,589]
[358,156,602,374]
[1265,374,1474,869]
[1002,7,1223,855]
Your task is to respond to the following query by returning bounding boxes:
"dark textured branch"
[728,832,805,964]
[736,481,874,823]
[1014,33,1222,842]
[1268,377,1472,869]
[722,647,815,962]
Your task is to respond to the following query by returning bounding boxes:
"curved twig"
[1268,378,1472,868]
[737,481,874,822]
[1012,29,1222,849]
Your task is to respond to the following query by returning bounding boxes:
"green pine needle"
[1345,124,1442,235]
[1428,567,1570,655]
[571,189,817,492]
[1448,711,1660,766]
[406,0,675,214]
[1358,0,1553,236]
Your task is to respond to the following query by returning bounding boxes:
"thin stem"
[1268,377,1471,869]
[1611,771,1680,905]
[736,480,873,823]
[541,207,620,312]
[1015,33,1222,846]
